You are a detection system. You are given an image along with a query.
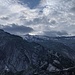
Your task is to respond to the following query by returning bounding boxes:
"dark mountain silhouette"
[0,30,75,75]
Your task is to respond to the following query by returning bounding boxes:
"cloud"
[44,31,68,37]
[70,7,75,13]
[0,0,39,25]
[1,24,34,35]
[0,17,9,20]
[0,0,75,36]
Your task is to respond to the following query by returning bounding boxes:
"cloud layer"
[1,24,33,35]
[0,0,75,36]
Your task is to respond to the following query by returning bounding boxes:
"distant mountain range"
[0,29,75,75]
[22,34,75,60]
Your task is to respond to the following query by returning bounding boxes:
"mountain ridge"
[0,29,75,75]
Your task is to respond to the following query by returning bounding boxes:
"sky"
[0,0,75,36]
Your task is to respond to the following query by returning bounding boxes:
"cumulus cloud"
[0,0,75,36]
[0,0,39,25]
[1,24,33,35]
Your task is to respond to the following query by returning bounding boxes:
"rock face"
[22,34,75,60]
[0,30,75,75]
[0,29,32,72]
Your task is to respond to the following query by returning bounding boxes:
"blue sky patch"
[19,0,40,9]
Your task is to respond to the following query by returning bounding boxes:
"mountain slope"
[0,30,75,75]
[22,34,75,60]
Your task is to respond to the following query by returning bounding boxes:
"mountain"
[49,36,75,50]
[0,30,75,75]
[22,34,75,60]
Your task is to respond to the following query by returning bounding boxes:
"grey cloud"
[70,7,75,12]
[25,17,56,25]
[0,0,75,36]
[33,17,50,25]
[25,17,50,25]
[0,6,9,15]
[0,17,9,20]
[44,31,68,37]
[2,24,34,35]
[49,20,56,24]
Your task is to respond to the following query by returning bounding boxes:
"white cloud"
[0,0,39,25]
[0,0,75,36]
